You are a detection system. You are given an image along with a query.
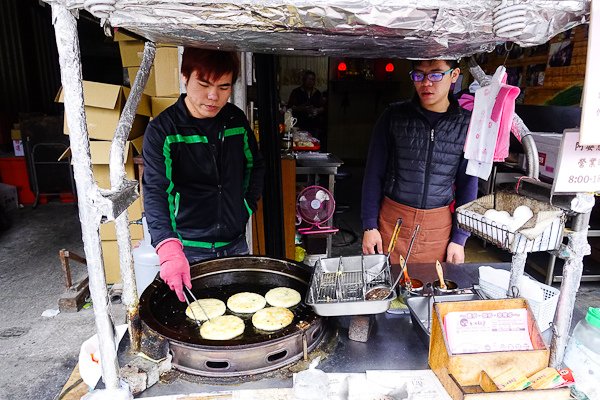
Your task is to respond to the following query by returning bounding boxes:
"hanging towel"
[463,66,520,180]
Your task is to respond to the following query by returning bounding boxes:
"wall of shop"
[476,25,588,106]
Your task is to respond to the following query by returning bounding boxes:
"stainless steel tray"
[305,254,397,316]
[406,293,480,345]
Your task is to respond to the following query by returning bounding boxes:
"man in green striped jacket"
[143,48,265,302]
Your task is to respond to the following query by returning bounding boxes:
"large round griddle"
[139,256,326,376]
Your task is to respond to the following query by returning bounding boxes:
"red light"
[385,63,394,73]
[337,62,347,72]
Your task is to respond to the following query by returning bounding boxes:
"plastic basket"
[456,192,565,254]
[478,278,559,331]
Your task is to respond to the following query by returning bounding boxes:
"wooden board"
[434,369,571,400]
[429,299,549,387]
[427,299,573,400]
[59,363,89,400]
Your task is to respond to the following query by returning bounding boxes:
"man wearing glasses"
[361,59,478,264]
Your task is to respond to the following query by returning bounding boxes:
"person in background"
[143,48,265,302]
[287,70,325,137]
[361,59,478,264]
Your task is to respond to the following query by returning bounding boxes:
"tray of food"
[305,254,396,316]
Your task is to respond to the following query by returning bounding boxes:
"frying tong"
[182,286,209,326]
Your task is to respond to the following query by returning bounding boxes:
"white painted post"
[110,42,156,351]
[51,4,120,389]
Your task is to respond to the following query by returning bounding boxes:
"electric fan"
[296,185,339,235]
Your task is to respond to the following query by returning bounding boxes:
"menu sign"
[553,129,600,193]
[579,0,599,145]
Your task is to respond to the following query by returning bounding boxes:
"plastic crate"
[479,278,559,331]
[456,192,565,253]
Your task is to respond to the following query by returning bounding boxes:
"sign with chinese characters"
[553,129,600,193]
[579,0,599,145]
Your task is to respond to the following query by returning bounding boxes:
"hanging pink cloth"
[463,66,520,180]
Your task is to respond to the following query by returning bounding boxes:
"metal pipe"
[467,57,539,179]
[110,41,156,352]
[51,4,120,389]
[550,211,591,367]
[231,52,253,253]
[255,53,285,257]
[507,252,527,297]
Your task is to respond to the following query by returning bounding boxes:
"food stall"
[45,0,598,399]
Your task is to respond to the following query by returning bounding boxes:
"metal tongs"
[183,286,209,326]
[368,218,402,282]
[366,224,420,300]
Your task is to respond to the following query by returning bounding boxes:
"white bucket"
[133,216,160,296]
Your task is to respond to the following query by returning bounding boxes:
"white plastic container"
[563,307,600,400]
[132,216,160,297]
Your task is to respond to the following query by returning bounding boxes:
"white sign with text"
[553,129,600,193]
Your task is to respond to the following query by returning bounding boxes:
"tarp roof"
[52,1,590,58]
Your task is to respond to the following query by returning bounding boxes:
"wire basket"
[456,192,565,254]
[478,278,559,331]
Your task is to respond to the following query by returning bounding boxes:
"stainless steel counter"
[137,262,512,397]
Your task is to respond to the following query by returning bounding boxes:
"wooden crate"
[428,299,571,400]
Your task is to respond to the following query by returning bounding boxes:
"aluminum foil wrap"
[47,0,589,58]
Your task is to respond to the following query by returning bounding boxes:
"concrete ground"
[0,168,598,399]
[0,203,125,400]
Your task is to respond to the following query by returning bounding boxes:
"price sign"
[579,0,600,145]
[553,129,600,193]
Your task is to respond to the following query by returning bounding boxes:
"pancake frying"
[185,298,226,321]
[200,315,245,340]
[265,287,301,308]
[227,292,267,314]
[252,307,294,331]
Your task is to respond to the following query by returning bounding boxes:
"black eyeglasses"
[409,68,454,82]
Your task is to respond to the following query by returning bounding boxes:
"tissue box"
[428,298,571,400]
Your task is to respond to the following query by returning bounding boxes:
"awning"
[50,0,590,58]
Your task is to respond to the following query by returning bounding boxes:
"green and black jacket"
[142,95,265,250]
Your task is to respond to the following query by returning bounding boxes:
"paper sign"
[553,129,600,193]
[444,308,533,354]
[579,0,600,145]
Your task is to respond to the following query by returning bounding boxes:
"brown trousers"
[378,196,452,264]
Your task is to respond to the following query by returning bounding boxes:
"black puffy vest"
[383,98,471,209]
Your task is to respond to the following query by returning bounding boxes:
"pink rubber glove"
[156,238,191,302]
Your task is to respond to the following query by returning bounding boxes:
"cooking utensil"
[306,254,396,316]
[433,279,459,295]
[366,218,402,282]
[366,224,420,300]
[386,218,403,265]
[435,260,447,290]
[182,287,202,326]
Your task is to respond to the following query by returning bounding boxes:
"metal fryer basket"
[306,254,397,316]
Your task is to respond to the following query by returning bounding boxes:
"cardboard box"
[428,298,571,400]
[56,81,151,141]
[119,40,145,67]
[0,183,18,212]
[127,47,180,97]
[89,140,144,240]
[102,239,142,284]
[530,132,563,179]
[151,96,178,117]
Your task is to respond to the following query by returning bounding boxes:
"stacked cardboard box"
[56,80,152,283]
[114,30,180,117]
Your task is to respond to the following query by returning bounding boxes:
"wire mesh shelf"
[456,191,565,254]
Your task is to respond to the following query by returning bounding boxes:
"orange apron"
[378,196,452,264]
